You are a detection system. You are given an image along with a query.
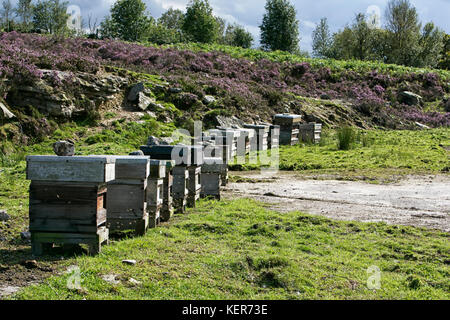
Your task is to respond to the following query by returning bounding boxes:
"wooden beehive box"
[106,156,150,235]
[160,160,175,222]
[297,123,323,144]
[26,155,115,255]
[187,166,202,208]
[26,155,115,183]
[273,114,303,128]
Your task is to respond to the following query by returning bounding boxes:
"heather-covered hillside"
[0,31,449,138]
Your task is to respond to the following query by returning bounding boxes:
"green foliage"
[337,126,356,150]
[260,0,300,53]
[15,0,33,29]
[101,0,153,42]
[32,0,71,35]
[224,23,253,49]
[9,199,450,300]
[312,17,332,58]
[182,0,219,43]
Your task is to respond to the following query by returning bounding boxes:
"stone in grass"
[122,259,137,266]
[102,274,120,285]
[53,140,75,156]
[203,95,216,105]
[128,82,145,102]
[0,210,10,222]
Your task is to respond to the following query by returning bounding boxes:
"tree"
[312,17,332,58]
[14,0,33,31]
[416,22,445,68]
[224,23,253,48]
[182,0,219,43]
[99,15,117,39]
[159,8,184,31]
[1,0,12,31]
[107,0,153,42]
[438,34,450,70]
[351,13,373,60]
[32,0,70,35]
[259,0,299,53]
[385,0,421,66]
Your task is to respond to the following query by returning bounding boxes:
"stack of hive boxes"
[186,146,203,208]
[273,114,302,145]
[147,160,166,228]
[160,160,176,222]
[106,156,150,235]
[26,155,115,255]
[244,124,270,151]
[209,129,240,159]
[268,125,280,149]
[297,123,322,144]
[201,157,227,200]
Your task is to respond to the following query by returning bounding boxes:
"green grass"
[10,199,450,300]
[232,128,450,175]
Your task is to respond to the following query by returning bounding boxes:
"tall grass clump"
[337,126,356,150]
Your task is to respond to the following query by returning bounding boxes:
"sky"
[12,0,450,53]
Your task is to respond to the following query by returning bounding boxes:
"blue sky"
[13,0,450,52]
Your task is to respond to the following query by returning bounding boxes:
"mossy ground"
[9,199,450,300]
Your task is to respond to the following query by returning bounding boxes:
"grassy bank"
[10,199,450,300]
[231,128,450,175]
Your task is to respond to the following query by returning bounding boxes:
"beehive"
[273,114,302,145]
[106,156,150,235]
[26,156,115,255]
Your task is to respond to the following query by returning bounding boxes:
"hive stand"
[147,160,166,228]
[106,156,150,236]
[273,114,302,146]
[26,156,115,256]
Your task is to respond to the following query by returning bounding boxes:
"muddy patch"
[224,172,450,232]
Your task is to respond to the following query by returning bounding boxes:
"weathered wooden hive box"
[202,144,230,186]
[268,125,280,149]
[26,155,115,255]
[244,124,270,151]
[147,160,166,228]
[273,114,302,145]
[160,160,176,222]
[208,129,240,158]
[187,166,202,208]
[140,145,202,213]
[234,128,256,154]
[200,158,227,200]
[297,123,322,144]
[172,165,189,213]
[106,156,150,235]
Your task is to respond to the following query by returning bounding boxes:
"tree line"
[312,0,448,69]
[0,0,448,69]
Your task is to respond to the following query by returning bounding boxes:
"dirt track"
[224,171,450,232]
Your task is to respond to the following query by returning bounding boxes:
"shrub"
[337,126,356,150]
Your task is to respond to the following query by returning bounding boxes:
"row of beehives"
[25,115,321,256]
